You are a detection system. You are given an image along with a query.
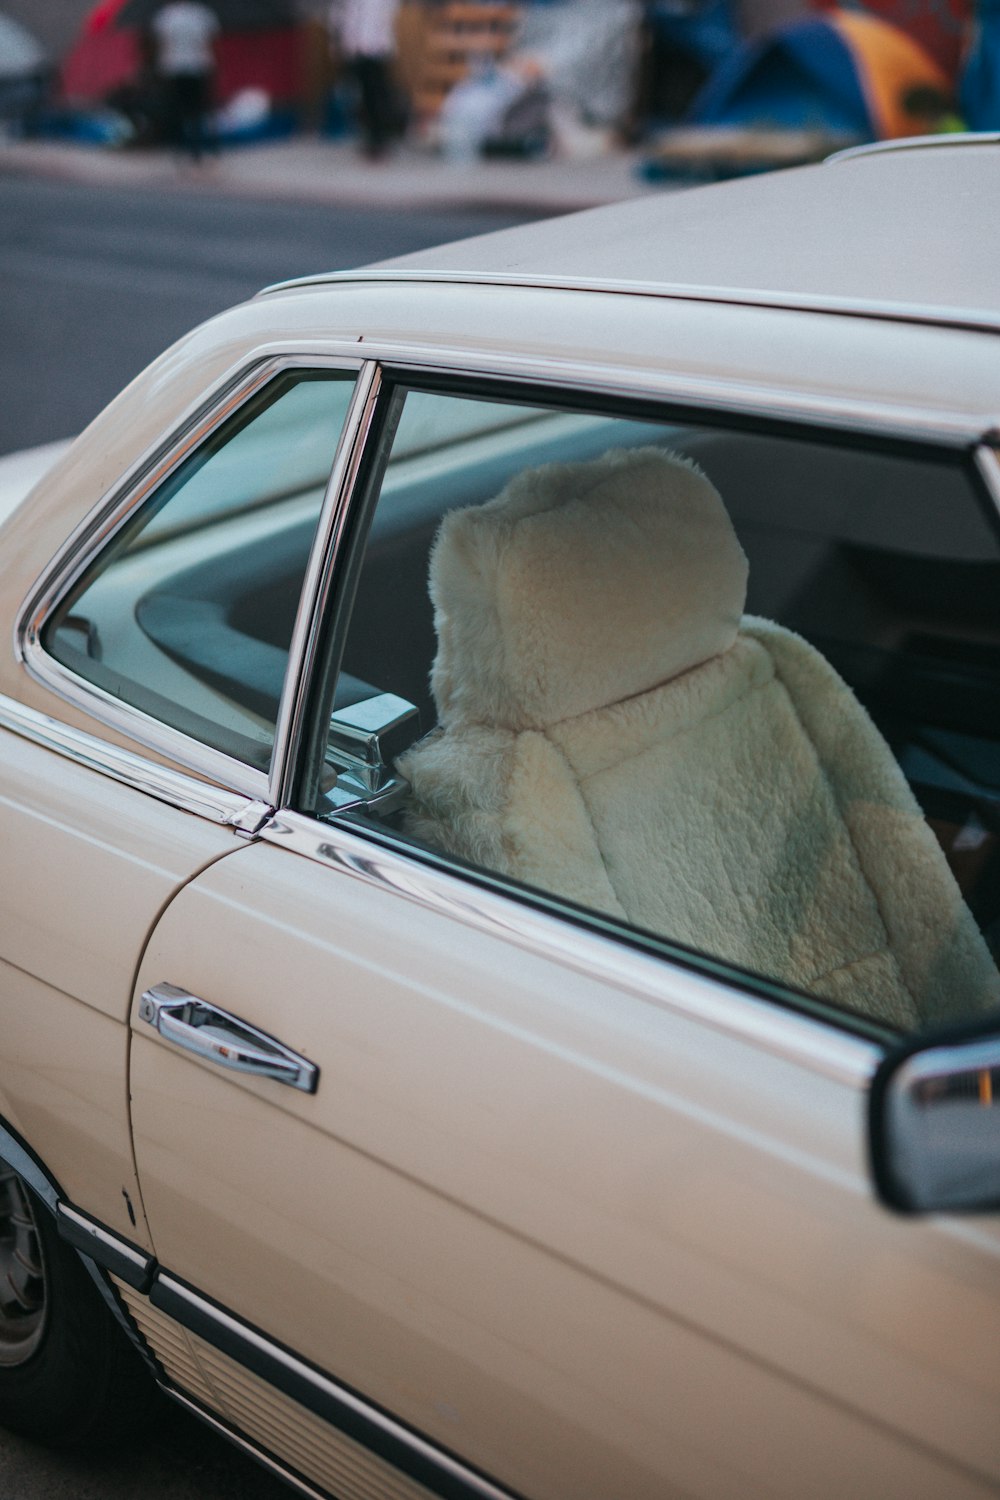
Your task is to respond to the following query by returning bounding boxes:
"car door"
[1,360,361,1256]
[127,821,1000,1500]
[124,375,1000,1500]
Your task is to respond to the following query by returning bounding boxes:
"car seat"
[398,447,1000,1030]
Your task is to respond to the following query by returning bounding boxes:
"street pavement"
[0,172,551,456]
[0,132,660,215]
[0,1396,288,1499]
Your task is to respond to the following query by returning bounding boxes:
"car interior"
[334,398,1000,1029]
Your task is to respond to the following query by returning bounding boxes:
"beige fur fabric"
[401,450,1000,1030]
[429,447,748,730]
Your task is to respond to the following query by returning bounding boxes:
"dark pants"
[351,54,396,155]
[162,71,213,161]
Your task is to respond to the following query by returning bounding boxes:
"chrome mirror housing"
[870,1021,1000,1213]
[325,692,420,813]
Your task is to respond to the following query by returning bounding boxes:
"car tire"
[0,1163,159,1447]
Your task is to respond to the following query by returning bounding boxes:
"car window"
[303,384,1000,1039]
[42,370,356,772]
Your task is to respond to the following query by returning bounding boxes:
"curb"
[0,138,660,216]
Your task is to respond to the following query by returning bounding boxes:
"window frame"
[283,364,1000,1050]
[18,355,368,804]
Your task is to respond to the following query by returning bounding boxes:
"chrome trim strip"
[228,337,990,445]
[827,132,1000,164]
[151,1275,523,1500]
[259,268,1000,339]
[163,1388,337,1500]
[975,441,1000,521]
[269,362,382,810]
[0,691,256,826]
[17,355,362,799]
[18,358,286,657]
[261,813,882,1089]
[8,680,269,803]
[56,1203,155,1292]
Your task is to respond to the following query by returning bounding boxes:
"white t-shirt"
[330,0,399,59]
[152,2,220,76]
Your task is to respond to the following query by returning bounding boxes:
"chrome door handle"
[138,983,319,1094]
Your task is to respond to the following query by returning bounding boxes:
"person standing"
[330,0,401,158]
[152,0,220,162]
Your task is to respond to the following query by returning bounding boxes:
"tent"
[61,0,302,111]
[648,0,739,72]
[812,0,971,80]
[643,0,741,124]
[690,9,951,139]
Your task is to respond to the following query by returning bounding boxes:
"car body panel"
[0,975,147,1249]
[127,830,1000,1498]
[373,145,1000,327]
[0,717,240,1240]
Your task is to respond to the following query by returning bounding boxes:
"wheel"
[0,1162,159,1447]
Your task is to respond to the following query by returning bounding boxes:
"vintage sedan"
[1,136,999,1500]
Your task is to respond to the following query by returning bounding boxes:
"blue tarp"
[961,0,1000,127]
[689,17,876,133]
[649,0,739,70]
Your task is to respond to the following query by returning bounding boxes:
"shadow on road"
[0,1394,290,1499]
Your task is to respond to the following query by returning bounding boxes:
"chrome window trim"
[0,690,259,826]
[259,268,1000,339]
[16,354,364,806]
[217,336,993,446]
[976,440,1000,519]
[261,811,882,1090]
[269,361,382,810]
[19,356,292,650]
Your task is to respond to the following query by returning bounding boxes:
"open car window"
[303,383,1000,1041]
[41,370,357,772]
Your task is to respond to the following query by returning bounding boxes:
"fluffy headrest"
[429,446,749,730]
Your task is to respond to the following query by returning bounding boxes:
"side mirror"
[325,691,420,813]
[870,1019,1000,1214]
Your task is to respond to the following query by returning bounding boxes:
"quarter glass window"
[307,387,1000,1039]
[43,371,355,771]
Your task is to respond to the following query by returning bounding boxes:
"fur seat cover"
[399,447,1000,1030]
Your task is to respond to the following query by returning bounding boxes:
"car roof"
[266,139,1000,333]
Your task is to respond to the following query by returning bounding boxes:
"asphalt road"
[0,168,543,1498]
[0,1397,292,1500]
[0,173,543,456]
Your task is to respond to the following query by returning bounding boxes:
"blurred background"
[1,0,996,170]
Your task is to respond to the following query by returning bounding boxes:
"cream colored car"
[2,137,1000,1500]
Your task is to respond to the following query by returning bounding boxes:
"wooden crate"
[410,2,521,120]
